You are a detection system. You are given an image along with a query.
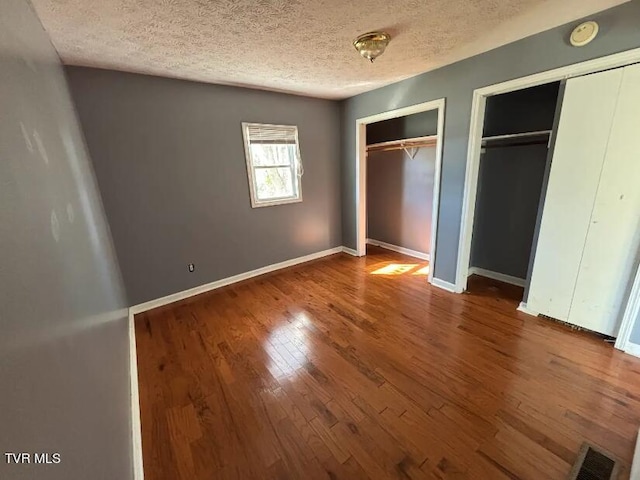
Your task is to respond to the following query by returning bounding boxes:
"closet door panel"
[568,64,640,336]
[527,69,623,320]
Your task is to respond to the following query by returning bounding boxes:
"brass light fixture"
[353,32,391,62]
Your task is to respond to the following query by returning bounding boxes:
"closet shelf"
[366,135,438,154]
[481,130,552,148]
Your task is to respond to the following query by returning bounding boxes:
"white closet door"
[527,68,623,320]
[568,64,640,336]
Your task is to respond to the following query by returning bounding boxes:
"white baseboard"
[517,302,540,317]
[366,238,430,261]
[430,277,459,293]
[625,342,640,359]
[130,247,344,314]
[341,246,359,256]
[631,428,640,480]
[468,267,526,288]
[129,310,144,480]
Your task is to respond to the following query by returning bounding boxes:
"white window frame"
[241,122,304,208]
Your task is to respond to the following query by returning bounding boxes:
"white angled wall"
[528,64,640,336]
[568,64,640,335]
[527,68,623,322]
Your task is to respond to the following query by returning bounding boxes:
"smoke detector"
[570,21,599,47]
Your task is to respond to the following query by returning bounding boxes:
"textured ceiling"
[31,0,628,99]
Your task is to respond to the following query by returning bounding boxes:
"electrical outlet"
[188,263,195,273]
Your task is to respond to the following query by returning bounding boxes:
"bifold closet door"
[567,64,640,336]
[526,68,623,321]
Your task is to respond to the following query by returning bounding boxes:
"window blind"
[245,123,298,145]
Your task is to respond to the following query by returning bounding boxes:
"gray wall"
[0,1,132,479]
[470,145,549,279]
[367,148,435,254]
[482,82,560,136]
[66,67,342,305]
[340,1,640,284]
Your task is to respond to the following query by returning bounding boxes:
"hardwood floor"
[135,246,640,480]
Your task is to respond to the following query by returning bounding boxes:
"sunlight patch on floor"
[370,263,429,276]
[412,265,430,276]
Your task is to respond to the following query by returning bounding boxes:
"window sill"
[251,197,303,208]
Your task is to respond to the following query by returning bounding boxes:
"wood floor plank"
[135,246,640,479]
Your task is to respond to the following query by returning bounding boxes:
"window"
[242,122,304,207]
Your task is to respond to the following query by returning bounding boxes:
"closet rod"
[482,141,549,150]
[481,130,552,149]
[366,135,437,154]
[482,130,552,143]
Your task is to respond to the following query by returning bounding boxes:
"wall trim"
[130,247,344,314]
[355,97,446,286]
[625,342,640,359]
[614,262,640,351]
[366,238,430,261]
[430,277,460,293]
[341,246,359,256]
[129,309,144,480]
[468,267,526,287]
[631,428,640,480]
[456,47,640,293]
[517,302,540,317]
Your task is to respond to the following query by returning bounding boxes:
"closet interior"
[469,81,561,292]
[365,110,438,260]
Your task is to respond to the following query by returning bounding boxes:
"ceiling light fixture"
[353,32,391,63]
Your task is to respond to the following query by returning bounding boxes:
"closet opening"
[465,82,562,305]
[365,110,438,269]
[355,99,445,286]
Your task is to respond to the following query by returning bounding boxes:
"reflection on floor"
[135,245,640,479]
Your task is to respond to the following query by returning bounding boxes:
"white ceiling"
[32,0,628,99]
